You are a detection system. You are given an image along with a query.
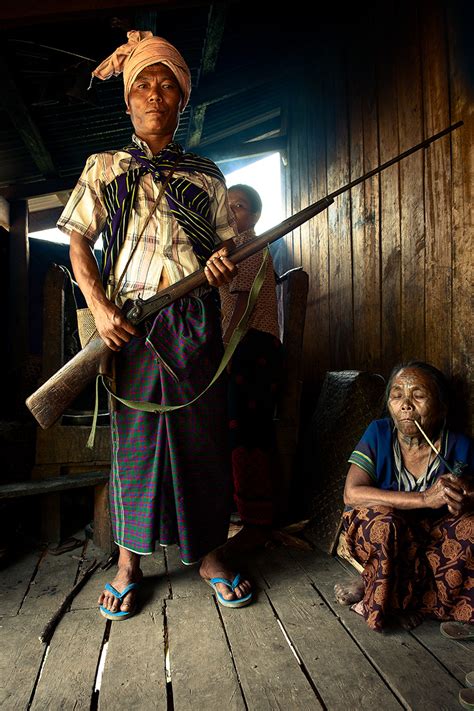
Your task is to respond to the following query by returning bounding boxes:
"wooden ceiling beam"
[0,177,77,201]
[191,62,283,110]
[202,135,287,163]
[198,108,281,147]
[0,57,57,179]
[0,0,209,27]
[29,207,64,233]
[187,2,228,148]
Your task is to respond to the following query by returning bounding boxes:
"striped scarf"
[100,142,226,287]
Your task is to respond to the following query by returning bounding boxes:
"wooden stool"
[336,529,363,573]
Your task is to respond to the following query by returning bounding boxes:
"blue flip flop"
[99,582,140,620]
[206,573,253,608]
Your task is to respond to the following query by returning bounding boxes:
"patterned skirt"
[343,505,474,631]
[109,295,232,563]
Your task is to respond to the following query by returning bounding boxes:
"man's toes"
[109,595,121,612]
[236,581,251,598]
[218,584,235,601]
[121,594,133,611]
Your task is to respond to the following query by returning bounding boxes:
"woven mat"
[302,370,386,554]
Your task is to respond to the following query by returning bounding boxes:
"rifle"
[26,120,463,429]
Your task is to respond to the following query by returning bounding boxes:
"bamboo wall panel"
[350,59,380,373]
[378,51,402,370]
[422,3,453,377]
[397,16,426,364]
[325,49,353,372]
[282,0,473,432]
[448,6,474,432]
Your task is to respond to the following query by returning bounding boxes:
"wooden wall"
[282,1,473,433]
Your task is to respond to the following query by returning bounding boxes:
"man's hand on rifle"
[69,231,140,352]
[204,241,237,287]
[92,300,140,352]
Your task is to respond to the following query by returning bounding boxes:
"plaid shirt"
[57,135,236,304]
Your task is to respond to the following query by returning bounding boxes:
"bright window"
[222,152,283,234]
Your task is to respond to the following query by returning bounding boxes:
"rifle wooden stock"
[26,336,111,429]
[25,119,463,430]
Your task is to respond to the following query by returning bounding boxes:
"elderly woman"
[334,361,474,632]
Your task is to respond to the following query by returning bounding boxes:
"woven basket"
[302,370,386,554]
[76,307,97,348]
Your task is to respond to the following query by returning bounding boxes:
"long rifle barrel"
[329,121,463,200]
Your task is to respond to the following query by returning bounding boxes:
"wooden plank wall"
[282,0,473,433]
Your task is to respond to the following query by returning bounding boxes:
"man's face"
[126,63,182,143]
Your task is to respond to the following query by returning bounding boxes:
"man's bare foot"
[199,548,252,603]
[98,547,142,615]
[394,610,424,630]
[334,576,364,605]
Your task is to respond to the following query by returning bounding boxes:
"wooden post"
[274,269,309,522]
[8,199,29,413]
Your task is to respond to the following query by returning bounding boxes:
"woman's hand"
[423,475,473,515]
[442,475,474,516]
[422,475,457,509]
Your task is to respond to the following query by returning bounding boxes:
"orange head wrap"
[92,30,191,111]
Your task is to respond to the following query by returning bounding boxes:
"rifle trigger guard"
[127,297,143,323]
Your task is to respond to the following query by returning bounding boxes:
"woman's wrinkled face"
[387,367,444,438]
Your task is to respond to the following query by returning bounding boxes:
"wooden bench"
[28,264,112,551]
[0,470,113,552]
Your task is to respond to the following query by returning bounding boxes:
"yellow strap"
[86,249,270,448]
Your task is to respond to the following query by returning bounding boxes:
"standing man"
[57,30,252,618]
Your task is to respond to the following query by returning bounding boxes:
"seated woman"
[335,361,474,632]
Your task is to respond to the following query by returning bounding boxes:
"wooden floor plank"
[254,545,312,589]
[219,595,323,710]
[166,545,211,600]
[293,547,465,711]
[20,550,81,616]
[267,584,402,710]
[410,620,474,685]
[1,542,469,710]
[139,549,170,611]
[0,615,47,710]
[99,610,167,710]
[72,546,168,612]
[30,609,106,710]
[0,550,42,616]
[167,596,245,710]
